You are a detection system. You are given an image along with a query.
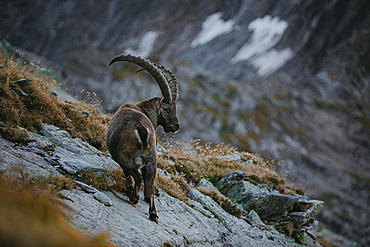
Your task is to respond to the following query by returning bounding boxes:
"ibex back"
[107,54,180,222]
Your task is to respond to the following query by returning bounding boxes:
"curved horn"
[155,64,179,103]
[109,54,172,104]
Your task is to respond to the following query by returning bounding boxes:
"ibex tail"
[135,125,150,150]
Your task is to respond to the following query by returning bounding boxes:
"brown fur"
[107,97,180,222]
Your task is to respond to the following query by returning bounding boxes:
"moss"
[314,100,324,108]
[228,84,238,93]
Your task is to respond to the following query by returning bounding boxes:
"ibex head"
[157,99,180,133]
[109,54,180,133]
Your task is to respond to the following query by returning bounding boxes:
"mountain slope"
[0,0,369,245]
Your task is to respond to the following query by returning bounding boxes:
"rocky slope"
[0,122,324,246]
[1,0,369,245]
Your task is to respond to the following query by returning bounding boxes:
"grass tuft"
[0,174,116,247]
[0,52,110,152]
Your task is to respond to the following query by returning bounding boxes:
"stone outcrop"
[217,171,323,243]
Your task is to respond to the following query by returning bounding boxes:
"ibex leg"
[142,159,158,222]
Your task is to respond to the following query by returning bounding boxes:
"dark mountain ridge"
[1,0,369,245]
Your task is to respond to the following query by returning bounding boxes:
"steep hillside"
[0,51,330,246]
[0,0,369,245]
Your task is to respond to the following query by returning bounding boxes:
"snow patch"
[231,15,294,77]
[191,12,236,48]
[125,31,159,57]
[252,48,294,76]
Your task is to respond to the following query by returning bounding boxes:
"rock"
[0,123,120,178]
[216,171,324,240]
[94,192,113,206]
[196,178,218,191]
[216,171,279,204]
[27,141,38,148]
[27,131,54,149]
[62,187,319,246]
[11,78,32,86]
[16,88,28,96]
[74,180,100,193]
[0,137,59,177]
[156,143,167,156]
[80,110,89,117]
[289,199,324,226]
[187,199,214,218]
[216,154,241,162]
[40,124,119,174]
[244,209,265,226]
[241,160,253,165]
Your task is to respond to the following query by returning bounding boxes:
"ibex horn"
[155,64,179,103]
[109,54,172,104]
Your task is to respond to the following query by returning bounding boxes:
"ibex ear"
[159,97,170,106]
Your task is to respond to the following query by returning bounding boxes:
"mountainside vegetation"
[0,41,333,246]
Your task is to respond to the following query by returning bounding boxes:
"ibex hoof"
[130,197,139,205]
[149,214,159,223]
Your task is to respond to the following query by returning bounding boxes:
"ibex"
[107,54,180,222]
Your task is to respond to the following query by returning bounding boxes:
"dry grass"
[155,139,305,220]
[73,168,126,193]
[156,175,189,203]
[0,174,116,247]
[158,139,299,195]
[316,236,338,247]
[0,53,110,152]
